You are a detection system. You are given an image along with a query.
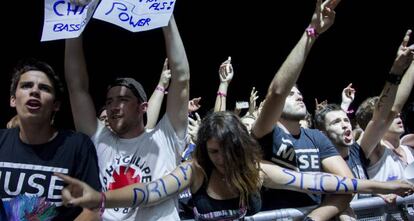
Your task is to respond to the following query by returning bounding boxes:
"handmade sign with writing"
[93,0,175,32]
[41,0,99,41]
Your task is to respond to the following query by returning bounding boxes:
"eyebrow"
[19,81,53,88]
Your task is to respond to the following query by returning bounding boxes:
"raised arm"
[163,16,190,139]
[65,36,97,136]
[252,0,336,138]
[247,87,259,117]
[340,83,355,112]
[58,161,194,210]
[214,57,234,112]
[146,58,171,129]
[392,45,414,115]
[261,161,413,196]
[360,30,414,161]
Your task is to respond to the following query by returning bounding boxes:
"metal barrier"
[182,195,414,221]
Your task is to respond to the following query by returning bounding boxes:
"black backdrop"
[1,0,413,129]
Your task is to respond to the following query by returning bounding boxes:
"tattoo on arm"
[377,87,391,110]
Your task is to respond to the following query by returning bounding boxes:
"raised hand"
[315,98,328,112]
[219,57,234,83]
[248,87,259,115]
[341,83,356,112]
[390,30,414,75]
[188,97,202,113]
[188,112,201,144]
[159,58,172,89]
[309,0,338,35]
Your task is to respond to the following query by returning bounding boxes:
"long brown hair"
[193,111,262,207]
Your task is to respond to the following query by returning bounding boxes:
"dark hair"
[355,97,379,130]
[193,111,262,207]
[107,77,147,103]
[314,103,343,130]
[402,101,414,135]
[10,58,64,102]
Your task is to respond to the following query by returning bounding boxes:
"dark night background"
[1,0,414,130]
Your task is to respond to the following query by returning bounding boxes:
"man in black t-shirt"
[251,1,356,220]
[0,59,101,220]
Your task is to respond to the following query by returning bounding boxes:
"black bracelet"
[386,73,402,85]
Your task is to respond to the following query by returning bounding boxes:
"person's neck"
[19,121,57,145]
[117,125,145,139]
[383,133,401,150]
[278,119,301,136]
[337,144,350,158]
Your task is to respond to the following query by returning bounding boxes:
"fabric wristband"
[306,26,319,38]
[217,91,227,97]
[155,85,168,94]
[386,73,402,85]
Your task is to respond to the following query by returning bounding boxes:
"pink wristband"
[306,26,319,38]
[217,91,227,97]
[99,192,106,217]
[155,86,168,94]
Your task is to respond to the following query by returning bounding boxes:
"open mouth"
[343,129,353,143]
[26,99,41,110]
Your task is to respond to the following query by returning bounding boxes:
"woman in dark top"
[57,112,414,220]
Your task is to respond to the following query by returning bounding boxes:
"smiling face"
[324,110,354,147]
[105,86,147,137]
[281,87,307,121]
[10,71,59,124]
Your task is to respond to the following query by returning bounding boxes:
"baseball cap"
[107,77,147,103]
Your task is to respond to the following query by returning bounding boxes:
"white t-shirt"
[367,142,411,182]
[401,145,414,165]
[92,115,186,221]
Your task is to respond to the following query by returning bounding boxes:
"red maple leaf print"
[108,166,141,190]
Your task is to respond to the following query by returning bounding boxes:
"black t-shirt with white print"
[259,126,339,210]
[0,128,101,220]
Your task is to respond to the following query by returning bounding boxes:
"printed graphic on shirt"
[0,162,68,206]
[4,194,58,220]
[102,155,153,217]
[272,138,320,172]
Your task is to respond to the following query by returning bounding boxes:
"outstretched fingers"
[55,173,84,206]
[323,0,341,10]
[401,30,412,48]
[163,58,169,71]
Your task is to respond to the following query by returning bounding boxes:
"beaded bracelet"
[217,91,227,97]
